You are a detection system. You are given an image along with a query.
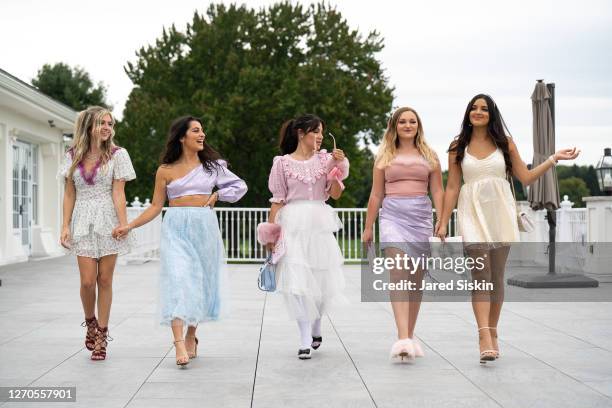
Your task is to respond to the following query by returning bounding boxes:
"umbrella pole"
[506,80,598,288]
[547,209,556,275]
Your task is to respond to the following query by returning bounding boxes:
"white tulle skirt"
[274,200,348,322]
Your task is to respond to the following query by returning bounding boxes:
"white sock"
[311,318,322,337]
[297,320,311,349]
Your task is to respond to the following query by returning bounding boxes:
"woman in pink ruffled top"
[259,114,349,360]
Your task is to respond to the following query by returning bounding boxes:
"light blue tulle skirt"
[159,207,227,327]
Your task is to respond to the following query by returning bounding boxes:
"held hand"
[113,225,130,240]
[434,221,447,242]
[332,149,346,162]
[554,147,580,162]
[361,227,373,245]
[265,242,275,252]
[204,192,219,209]
[60,226,71,249]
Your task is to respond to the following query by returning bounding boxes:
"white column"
[0,122,6,264]
[583,196,612,282]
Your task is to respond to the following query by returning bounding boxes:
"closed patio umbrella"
[507,80,597,288]
[528,80,560,212]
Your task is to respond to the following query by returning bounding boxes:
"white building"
[0,68,76,265]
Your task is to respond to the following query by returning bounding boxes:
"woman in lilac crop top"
[362,107,444,362]
[113,115,247,367]
[262,114,349,360]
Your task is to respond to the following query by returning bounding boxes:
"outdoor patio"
[1,256,611,408]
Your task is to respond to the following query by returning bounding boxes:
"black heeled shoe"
[311,336,322,350]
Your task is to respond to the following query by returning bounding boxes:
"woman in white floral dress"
[59,106,136,361]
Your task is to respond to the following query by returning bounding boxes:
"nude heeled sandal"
[478,327,498,364]
[185,335,199,359]
[174,340,190,366]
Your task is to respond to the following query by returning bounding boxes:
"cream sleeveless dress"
[457,147,520,244]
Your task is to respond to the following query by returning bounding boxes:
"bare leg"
[466,246,496,360]
[386,248,410,340]
[172,319,189,365]
[96,254,117,328]
[407,267,424,339]
[185,325,198,358]
[77,256,98,319]
[488,245,511,354]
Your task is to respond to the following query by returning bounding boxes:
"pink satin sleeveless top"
[384,154,432,197]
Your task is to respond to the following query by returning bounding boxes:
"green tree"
[556,164,601,197]
[117,2,393,206]
[32,63,110,111]
[559,177,590,207]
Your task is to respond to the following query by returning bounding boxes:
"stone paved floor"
[1,256,611,407]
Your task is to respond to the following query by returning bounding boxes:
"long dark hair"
[279,114,325,155]
[160,115,224,174]
[449,94,513,175]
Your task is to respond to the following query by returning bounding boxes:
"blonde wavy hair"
[375,107,438,168]
[67,106,117,178]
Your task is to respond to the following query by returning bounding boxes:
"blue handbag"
[258,254,276,292]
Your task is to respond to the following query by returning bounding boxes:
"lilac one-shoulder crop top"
[384,154,432,197]
[166,160,247,202]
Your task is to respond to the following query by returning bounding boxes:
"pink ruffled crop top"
[166,160,247,202]
[268,150,349,203]
[384,154,432,197]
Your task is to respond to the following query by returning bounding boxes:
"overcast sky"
[1,0,611,169]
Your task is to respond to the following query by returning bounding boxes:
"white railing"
[510,196,588,271]
[121,202,458,263]
[121,194,587,265]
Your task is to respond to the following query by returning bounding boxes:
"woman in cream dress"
[436,94,579,363]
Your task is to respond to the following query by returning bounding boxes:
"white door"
[12,140,33,255]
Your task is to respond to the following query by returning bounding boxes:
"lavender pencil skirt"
[379,195,433,258]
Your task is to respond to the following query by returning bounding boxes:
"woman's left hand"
[332,149,346,161]
[554,147,580,162]
[204,192,219,209]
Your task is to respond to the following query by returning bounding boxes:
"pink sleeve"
[326,153,349,178]
[268,156,288,203]
[325,153,349,191]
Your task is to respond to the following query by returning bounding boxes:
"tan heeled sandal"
[185,336,199,359]
[174,340,190,366]
[490,327,500,359]
[478,327,498,364]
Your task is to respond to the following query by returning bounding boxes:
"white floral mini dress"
[59,147,136,258]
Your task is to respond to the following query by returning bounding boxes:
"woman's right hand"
[60,226,71,249]
[265,242,275,252]
[362,227,373,245]
[112,225,131,240]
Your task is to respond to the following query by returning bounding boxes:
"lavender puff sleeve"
[215,160,248,203]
